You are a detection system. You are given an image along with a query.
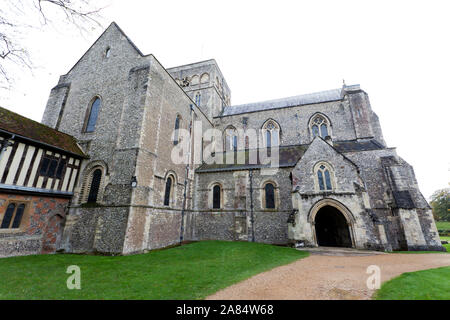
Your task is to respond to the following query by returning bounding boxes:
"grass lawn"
[375,266,450,300]
[436,221,450,230]
[390,236,450,254]
[441,236,450,252]
[0,240,308,300]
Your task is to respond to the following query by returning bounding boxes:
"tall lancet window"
[212,184,221,209]
[262,119,280,148]
[164,175,174,206]
[264,183,275,209]
[225,126,237,151]
[317,164,333,191]
[173,115,181,145]
[85,97,101,132]
[87,169,102,203]
[310,114,330,139]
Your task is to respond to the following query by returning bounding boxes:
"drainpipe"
[180,104,194,243]
[249,169,255,242]
[0,134,15,163]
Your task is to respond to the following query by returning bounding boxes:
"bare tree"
[0,0,104,89]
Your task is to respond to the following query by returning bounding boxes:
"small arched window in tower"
[173,115,181,145]
[195,92,201,107]
[311,114,330,139]
[212,184,221,209]
[200,73,209,84]
[317,164,333,191]
[262,120,280,148]
[105,47,111,58]
[87,169,102,203]
[164,175,173,206]
[264,183,275,209]
[85,97,101,132]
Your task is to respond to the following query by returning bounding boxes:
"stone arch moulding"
[307,198,357,247]
[78,160,109,204]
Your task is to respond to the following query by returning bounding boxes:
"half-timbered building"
[0,107,86,257]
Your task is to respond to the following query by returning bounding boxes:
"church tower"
[167,59,230,121]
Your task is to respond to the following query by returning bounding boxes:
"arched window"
[164,175,174,206]
[310,114,330,139]
[200,73,209,84]
[195,92,201,107]
[224,126,237,151]
[173,115,181,145]
[85,97,101,132]
[191,75,199,85]
[212,184,221,209]
[262,119,280,148]
[316,164,333,191]
[79,161,108,204]
[264,183,275,209]
[87,169,102,203]
[105,47,111,58]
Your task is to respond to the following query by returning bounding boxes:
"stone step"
[296,246,387,256]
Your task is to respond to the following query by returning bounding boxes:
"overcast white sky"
[1,0,449,199]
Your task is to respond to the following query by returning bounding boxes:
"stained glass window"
[266,130,271,148]
[317,164,333,191]
[311,115,330,139]
[312,125,319,137]
[262,120,280,147]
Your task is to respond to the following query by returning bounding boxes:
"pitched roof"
[196,139,384,173]
[220,88,342,116]
[196,145,308,172]
[0,107,86,157]
[333,139,384,152]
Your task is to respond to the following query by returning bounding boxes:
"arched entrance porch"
[309,199,356,248]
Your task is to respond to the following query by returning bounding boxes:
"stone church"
[37,22,443,255]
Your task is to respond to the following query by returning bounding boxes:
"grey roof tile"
[221,88,342,116]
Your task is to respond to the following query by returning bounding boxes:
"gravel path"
[206,252,450,300]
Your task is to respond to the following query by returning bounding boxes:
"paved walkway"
[206,249,450,300]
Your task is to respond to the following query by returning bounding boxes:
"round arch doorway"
[314,205,352,248]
